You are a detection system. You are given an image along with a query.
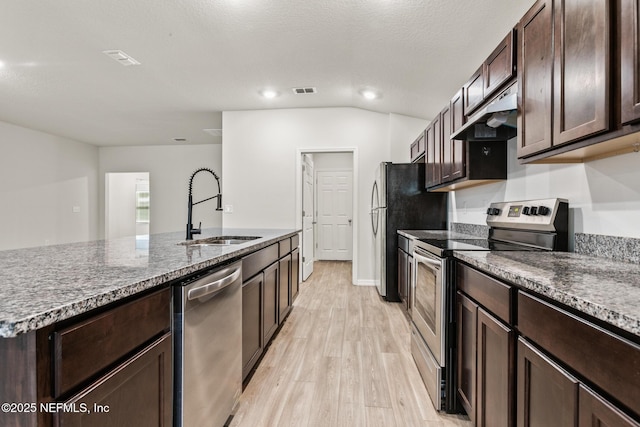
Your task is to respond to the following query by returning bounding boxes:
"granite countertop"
[0,228,299,338]
[455,251,640,338]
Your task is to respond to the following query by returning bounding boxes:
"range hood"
[451,82,517,141]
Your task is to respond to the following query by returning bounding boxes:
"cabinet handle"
[187,267,241,300]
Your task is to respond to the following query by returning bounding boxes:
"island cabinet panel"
[52,288,171,398]
[621,0,640,124]
[54,333,172,427]
[279,254,292,320]
[262,262,279,344]
[0,332,38,427]
[242,243,278,282]
[291,248,300,301]
[517,337,579,427]
[517,0,554,158]
[242,273,263,381]
[517,291,640,417]
[552,0,610,146]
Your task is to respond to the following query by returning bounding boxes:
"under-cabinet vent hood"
[451,82,517,141]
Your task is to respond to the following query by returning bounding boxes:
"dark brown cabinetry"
[55,333,172,427]
[456,264,514,427]
[517,337,579,427]
[442,90,466,184]
[518,0,612,160]
[464,66,485,116]
[484,31,516,99]
[517,0,554,157]
[579,385,640,427]
[621,0,640,125]
[242,273,263,380]
[425,114,442,188]
[242,235,300,383]
[410,131,426,163]
[397,234,412,312]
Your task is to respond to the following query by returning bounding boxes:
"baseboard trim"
[355,280,375,287]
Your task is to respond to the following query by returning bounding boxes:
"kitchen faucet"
[186,167,222,240]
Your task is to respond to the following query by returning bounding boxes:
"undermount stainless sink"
[178,236,261,246]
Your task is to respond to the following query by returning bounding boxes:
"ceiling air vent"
[173,137,187,143]
[292,87,317,94]
[102,50,141,66]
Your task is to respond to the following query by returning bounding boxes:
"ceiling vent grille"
[172,137,187,143]
[103,50,141,66]
[292,87,317,94]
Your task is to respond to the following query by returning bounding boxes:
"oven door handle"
[413,250,442,270]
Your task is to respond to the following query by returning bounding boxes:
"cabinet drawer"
[242,243,278,281]
[279,238,291,257]
[456,263,512,324]
[291,233,300,249]
[518,291,640,416]
[53,288,171,398]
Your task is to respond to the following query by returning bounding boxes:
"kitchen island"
[0,228,300,427]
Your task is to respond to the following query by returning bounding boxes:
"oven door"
[411,246,445,366]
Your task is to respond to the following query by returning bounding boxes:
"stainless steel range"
[410,198,569,413]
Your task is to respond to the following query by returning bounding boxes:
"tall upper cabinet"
[517,0,611,159]
[621,0,640,124]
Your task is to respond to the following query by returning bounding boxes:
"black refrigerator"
[370,162,447,301]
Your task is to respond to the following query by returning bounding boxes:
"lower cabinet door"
[477,308,514,427]
[457,292,478,422]
[291,248,300,301]
[578,385,640,427]
[263,262,279,344]
[278,255,292,321]
[517,337,579,427]
[54,333,172,427]
[242,273,263,380]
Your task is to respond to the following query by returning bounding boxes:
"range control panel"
[486,198,568,231]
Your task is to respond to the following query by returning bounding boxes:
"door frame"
[295,148,358,285]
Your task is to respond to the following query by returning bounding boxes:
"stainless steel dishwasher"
[174,260,242,427]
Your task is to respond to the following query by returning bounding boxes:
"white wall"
[222,107,391,284]
[105,172,149,239]
[0,121,99,250]
[389,113,430,163]
[99,144,222,237]
[313,152,354,170]
[450,138,640,239]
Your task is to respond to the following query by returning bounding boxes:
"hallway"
[230,261,471,427]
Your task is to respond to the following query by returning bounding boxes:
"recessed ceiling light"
[260,89,278,99]
[361,89,379,100]
[203,129,222,137]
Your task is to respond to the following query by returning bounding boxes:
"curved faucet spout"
[186,168,223,240]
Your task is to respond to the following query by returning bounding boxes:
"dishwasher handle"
[187,266,242,301]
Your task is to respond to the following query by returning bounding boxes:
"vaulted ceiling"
[0,0,535,146]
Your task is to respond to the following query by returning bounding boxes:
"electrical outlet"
[224,205,233,213]
[72,206,81,213]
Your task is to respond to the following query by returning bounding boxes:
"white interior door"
[316,170,353,261]
[302,155,314,280]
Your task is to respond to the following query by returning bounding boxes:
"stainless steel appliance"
[410,198,569,413]
[370,162,447,301]
[174,261,243,427]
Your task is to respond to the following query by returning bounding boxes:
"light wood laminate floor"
[230,261,471,427]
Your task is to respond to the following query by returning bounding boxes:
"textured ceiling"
[0,0,535,146]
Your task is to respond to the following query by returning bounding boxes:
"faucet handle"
[192,222,202,235]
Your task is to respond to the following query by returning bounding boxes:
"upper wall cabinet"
[621,0,640,124]
[464,30,516,118]
[517,0,640,163]
[410,130,426,163]
[425,113,442,188]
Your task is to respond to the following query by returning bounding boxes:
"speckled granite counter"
[455,251,640,338]
[0,228,299,338]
